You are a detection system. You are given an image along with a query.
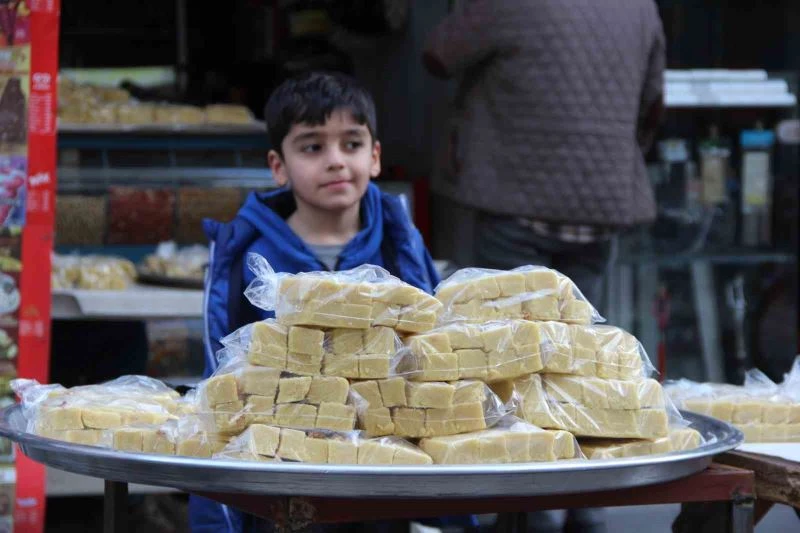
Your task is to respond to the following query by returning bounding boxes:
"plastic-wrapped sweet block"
[288,326,325,357]
[245,320,289,370]
[237,366,281,398]
[539,322,573,373]
[306,377,350,405]
[580,427,703,459]
[378,377,407,407]
[276,377,313,403]
[407,382,455,409]
[316,402,357,432]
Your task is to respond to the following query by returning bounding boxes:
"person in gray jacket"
[424,0,665,309]
[424,1,666,532]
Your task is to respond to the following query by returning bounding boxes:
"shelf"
[58,130,269,151]
[57,166,274,192]
[52,285,203,320]
[47,467,177,497]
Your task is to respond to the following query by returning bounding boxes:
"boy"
[191,72,440,532]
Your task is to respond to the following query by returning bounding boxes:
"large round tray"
[0,406,741,498]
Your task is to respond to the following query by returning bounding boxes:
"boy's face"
[268,109,381,213]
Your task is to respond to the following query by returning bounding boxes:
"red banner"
[13,1,59,531]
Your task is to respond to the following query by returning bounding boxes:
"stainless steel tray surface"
[0,406,741,498]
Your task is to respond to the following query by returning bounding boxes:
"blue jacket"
[192,183,441,532]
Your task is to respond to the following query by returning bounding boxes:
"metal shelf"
[52,285,203,320]
[58,131,268,152]
[57,166,274,192]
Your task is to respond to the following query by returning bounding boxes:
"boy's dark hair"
[265,71,378,155]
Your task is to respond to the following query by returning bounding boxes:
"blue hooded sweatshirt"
[192,183,443,532]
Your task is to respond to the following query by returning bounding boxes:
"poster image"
[0,156,25,227]
[0,74,28,146]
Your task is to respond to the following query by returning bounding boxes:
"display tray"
[136,269,204,290]
[52,285,203,320]
[0,406,742,498]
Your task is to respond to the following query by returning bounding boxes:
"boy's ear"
[369,141,382,178]
[268,150,289,187]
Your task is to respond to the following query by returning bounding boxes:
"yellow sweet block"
[425,407,457,435]
[456,349,489,380]
[544,375,584,404]
[359,354,391,379]
[409,333,452,356]
[81,408,123,430]
[238,366,280,398]
[247,343,287,371]
[477,430,510,464]
[523,296,560,321]
[276,377,313,404]
[407,382,455,409]
[572,346,597,377]
[327,438,359,464]
[371,301,400,328]
[113,428,144,452]
[371,283,420,305]
[454,381,487,405]
[762,403,790,424]
[636,409,669,439]
[513,321,541,347]
[328,329,363,355]
[435,282,473,306]
[449,300,481,321]
[442,323,483,350]
[286,353,323,376]
[275,403,318,429]
[709,400,734,422]
[637,380,665,409]
[570,325,599,352]
[361,407,395,436]
[316,402,356,431]
[551,430,576,459]
[419,434,479,464]
[351,380,383,408]
[396,310,437,334]
[378,377,408,407]
[417,353,459,381]
[245,395,276,423]
[141,429,176,455]
[214,401,248,435]
[605,379,639,410]
[738,424,761,442]
[669,428,702,451]
[365,326,395,355]
[279,277,342,302]
[788,404,800,424]
[203,373,239,408]
[617,352,644,380]
[288,326,325,356]
[786,424,800,441]
[524,269,559,293]
[492,301,523,320]
[561,300,593,325]
[38,407,85,432]
[682,398,713,416]
[596,350,620,380]
[176,435,212,458]
[481,324,513,352]
[501,430,533,462]
[453,402,487,433]
[475,276,502,300]
[303,437,329,463]
[251,320,289,347]
[306,302,373,329]
[121,411,171,426]
[528,430,559,462]
[244,424,281,456]
[539,322,573,370]
[63,429,108,447]
[277,428,307,461]
[322,353,359,378]
[357,440,395,465]
[761,424,786,442]
[339,282,373,306]
[581,379,609,409]
[487,350,527,382]
[496,272,526,297]
[392,444,434,465]
[307,377,349,405]
[392,408,427,438]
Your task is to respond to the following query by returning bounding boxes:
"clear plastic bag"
[141,241,209,280]
[349,378,511,438]
[418,416,581,464]
[579,426,704,460]
[513,374,677,439]
[52,253,137,290]
[244,254,441,333]
[195,355,357,435]
[221,319,404,379]
[665,375,800,443]
[434,266,604,325]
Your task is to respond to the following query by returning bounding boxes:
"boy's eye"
[345,141,363,150]
[301,144,321,153]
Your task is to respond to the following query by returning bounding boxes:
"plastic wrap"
[538,323,654,379]
[141,241,209,280]
[418,416,581,464]
[394,321,543,382]
[579,427,704,460]
[215,424,433,465]
[195,356,357,435]
[51,253,137,290]
[665,376,800,443]
[349,378,511,438]
[512,374,676,439]
[221,319,404,379]
[434,267,603,325]
[244,254,441,333]
[11,377,181,440]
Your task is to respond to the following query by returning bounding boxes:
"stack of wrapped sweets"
[419,266,701,458]
[666,357,800,443]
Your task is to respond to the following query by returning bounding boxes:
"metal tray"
[0,406,741,498]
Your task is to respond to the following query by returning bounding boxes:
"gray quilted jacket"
[424,0,665,227]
